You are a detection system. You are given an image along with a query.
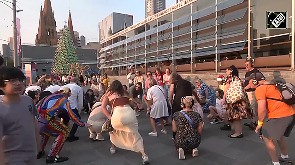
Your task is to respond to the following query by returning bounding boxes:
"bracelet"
[257,120,264,126]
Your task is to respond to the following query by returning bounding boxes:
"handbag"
[101,118,113,133]
[226,79,245,104]
[101,97,117,133]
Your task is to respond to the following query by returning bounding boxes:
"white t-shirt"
[146,85,166,103]
[64,83,83,111]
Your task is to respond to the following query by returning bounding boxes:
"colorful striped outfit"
[37,94,85,157]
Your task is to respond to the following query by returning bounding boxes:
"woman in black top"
[169,73,196,115]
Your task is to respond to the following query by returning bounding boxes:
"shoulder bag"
[180,111,197,129]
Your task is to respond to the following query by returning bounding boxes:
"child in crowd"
[217,75,226,91]
[0,67,39,165]
[192,96,204,120]
[84,89,96,113]
[207,88,225,124]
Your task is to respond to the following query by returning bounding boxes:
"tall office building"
[80,36,86,47]
[99,12,133,42]
[145,0,166,18]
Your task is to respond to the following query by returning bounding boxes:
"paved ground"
[36,111,295,165]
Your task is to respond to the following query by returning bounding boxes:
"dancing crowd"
[0,55,294,165]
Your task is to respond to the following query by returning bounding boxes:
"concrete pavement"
[36,111,295,165]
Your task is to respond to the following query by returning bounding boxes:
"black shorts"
[262,115,295,140]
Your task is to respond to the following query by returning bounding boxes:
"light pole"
[291,0,295,71]
[12,0,18,67]
[1,0,22,67]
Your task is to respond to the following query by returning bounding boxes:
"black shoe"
[220,124,231,131]
[228,134,243,138]
[244,122,257,130]
[248,122,257,130]
[66,136,79,142]
[46,156,69,164]
[37,151,45,159]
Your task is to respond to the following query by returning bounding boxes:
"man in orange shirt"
[250,72,295,165]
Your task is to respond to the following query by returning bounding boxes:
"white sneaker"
[148,132,158,137]
[142,155,149,164]
[161,129,167,134]
[192,148,198,157]
[178,148,185,160]
[96,134,105,141]
[89,133,96,140]
[110,147,116,155]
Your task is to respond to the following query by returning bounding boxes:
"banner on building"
[16,18,21,57]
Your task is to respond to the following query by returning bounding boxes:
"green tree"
[51,26,78,75]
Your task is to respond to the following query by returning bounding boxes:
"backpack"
[266,82,295,105]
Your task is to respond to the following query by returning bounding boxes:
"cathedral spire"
[68,11,77,47]
[35,0,57,46]
[44,0,53,14]
[36,5,44,39]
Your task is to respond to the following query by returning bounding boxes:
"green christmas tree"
[51,26,78,75]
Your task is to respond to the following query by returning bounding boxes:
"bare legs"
[207,106,222,121]
[149,117,166,133]
[277,137,288,155]
[263,137,279,162]
[149,117,157,133]
[232,119,242,136]
[263,136,289,162]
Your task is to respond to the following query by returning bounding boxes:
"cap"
[217,75,224,82]
[59,86,71,94]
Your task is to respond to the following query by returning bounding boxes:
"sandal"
[228,134,243,138]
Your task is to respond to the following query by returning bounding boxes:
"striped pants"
[39,118,70,157]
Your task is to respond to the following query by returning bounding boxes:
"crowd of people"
[0,54,294,165]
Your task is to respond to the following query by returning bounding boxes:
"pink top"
[163,74,171,86]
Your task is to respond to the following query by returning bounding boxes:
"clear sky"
[0,0,176,52]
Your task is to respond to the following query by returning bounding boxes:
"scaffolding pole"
[248,0,253,59]
[215,0,220,72]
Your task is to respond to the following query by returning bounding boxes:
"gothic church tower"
[35,0,57,46]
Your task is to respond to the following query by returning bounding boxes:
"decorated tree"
[51,26,78,75]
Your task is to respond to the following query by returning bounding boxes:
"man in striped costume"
[36,87,90,164]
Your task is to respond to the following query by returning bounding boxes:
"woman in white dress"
[87,102,111,141]
[101,80,149,164]
[144,78,169,137]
